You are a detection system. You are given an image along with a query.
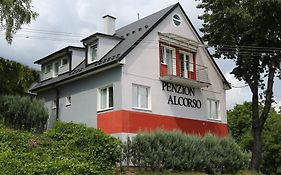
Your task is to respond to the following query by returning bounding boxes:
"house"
[30,3,231,140]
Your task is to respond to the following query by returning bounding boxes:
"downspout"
[56,88,59,120]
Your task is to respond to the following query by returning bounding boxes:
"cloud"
[224,73,251,109]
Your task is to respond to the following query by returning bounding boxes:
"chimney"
[103,15,116,35]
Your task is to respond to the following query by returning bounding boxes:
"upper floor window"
[90,45,97,62]
[61,58,68,67]
[207,99,220,120]
[179,51,194,78]
[53,61,60,77]
[161,46,176,75]
[160,43,196,80]
[45,64,51,74]
[132,84,150,110]
[173,14,181,26]
[98,85,113,111]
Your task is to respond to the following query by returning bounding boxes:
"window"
[61,58,68,66]
[207,99,220,120]
[180,51,194,78]
[66,96,71,106]
[161,46,176,75]
[52,99,57,109]
[53,61,59,77]
[98,86,113,110]
[45,64,51,74]
[173,14,181,26]
[132,84,150,110]
[91,46,97,62]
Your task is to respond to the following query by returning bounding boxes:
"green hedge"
[123,130,249,174]
[0,95,48,132]
[0,121,122,175]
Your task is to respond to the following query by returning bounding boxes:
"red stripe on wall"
[97,110,228,137]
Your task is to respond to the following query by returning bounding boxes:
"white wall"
[121,6,227,123]
[70,48,85,69]
[97,37,120,60]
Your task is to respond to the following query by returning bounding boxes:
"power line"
[1,28,281,54]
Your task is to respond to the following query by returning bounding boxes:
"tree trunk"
[250,90,262,171]
[250,123,262,170]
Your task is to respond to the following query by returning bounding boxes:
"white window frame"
[172,14,182,26]
[65,96,71,106]
[179,51,189,78]
[52,99,57,109]
[53,61,60,77]
[179,51,194,78]
[132,84,151,111]
[161,45,176,75]
[61,58,68,67]
[97,85,114,111]
[88,44,98,64]
[207,99,220,121]
[45,64,51,74]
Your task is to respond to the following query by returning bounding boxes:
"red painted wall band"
[97,110,228,137]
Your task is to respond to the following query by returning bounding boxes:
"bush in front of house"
[123,130,249,174]
[0,121,122,175]
[0,95,48,132]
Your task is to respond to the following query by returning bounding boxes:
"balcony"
[160,61,211,88]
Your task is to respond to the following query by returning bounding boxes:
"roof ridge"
[116,3,178,33]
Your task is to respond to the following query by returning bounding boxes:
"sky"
[0,0,280,110]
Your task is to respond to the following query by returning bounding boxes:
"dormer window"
[45,64,52,74]
[53,61,59,77]
[61,58,68,67]
[90,45,97,62]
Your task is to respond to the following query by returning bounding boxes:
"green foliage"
[0,95,48,132]
[228,102,281,174]
[197,0,281,170]
[0,121,122,174]
[228,102,253,151]
[0,0,38,44]
[261,115,281,175]
[123,130,249,174]
[0,57,39,95]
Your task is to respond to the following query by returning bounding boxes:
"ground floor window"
[132,84,150,110]
[65,96,71,106]
[52,99,57,109]
[98,85,113,110]
[207,99,220,120]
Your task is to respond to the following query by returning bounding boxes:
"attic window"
[132,30,135,34]
[126,33,130,37]
[138,28,142,31]
[173,14,181,26]
[145,25,148,29]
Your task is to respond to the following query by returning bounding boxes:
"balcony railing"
[160,61,211,88]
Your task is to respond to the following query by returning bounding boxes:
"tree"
[227,102,252,151]
[197,0,281,171]
[0,57,39,95]
[0,0,38,44]
[227,102,281,174]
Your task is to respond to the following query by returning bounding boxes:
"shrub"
[0,95,48,132]
[123,130,249,174]
[0,121,122,175]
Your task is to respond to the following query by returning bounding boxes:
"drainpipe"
[56,88,59,120]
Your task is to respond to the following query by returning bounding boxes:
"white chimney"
[103,15,116,35]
